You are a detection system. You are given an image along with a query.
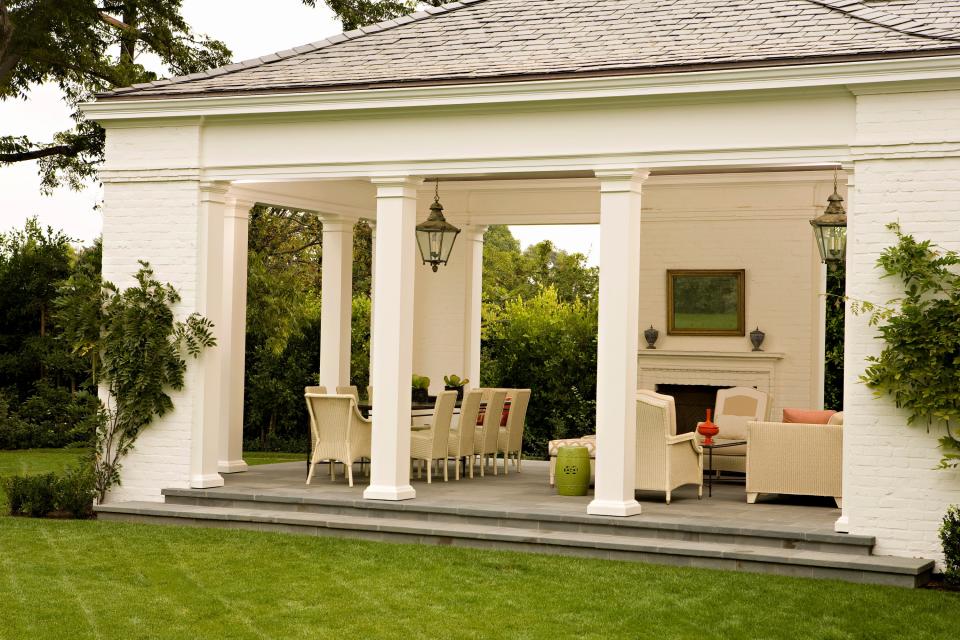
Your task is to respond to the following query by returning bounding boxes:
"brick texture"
[846,90,960,568]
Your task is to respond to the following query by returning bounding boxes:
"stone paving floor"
[215,459,841,535]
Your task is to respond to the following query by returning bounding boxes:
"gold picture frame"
[667,269,745,336]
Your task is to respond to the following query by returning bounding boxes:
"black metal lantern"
[810,172,848,270]
[416,180,461,272]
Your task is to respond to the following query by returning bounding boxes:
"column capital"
[199,180,231,203]
[369,175,425,194]
[462,224,488,243]
[224,195,256,219]
[320,216,355,234]
[594,168,651,193]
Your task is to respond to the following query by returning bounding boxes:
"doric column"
[218,194,254,474]
[587,168,649,517]
[191,181,229,489]
[834,166,855,534]
[363,177,422,501]
[368,221,377,380]
[320,218,354,389]
[462,225,487,387]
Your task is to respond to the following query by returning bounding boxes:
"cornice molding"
[80,56,960,123]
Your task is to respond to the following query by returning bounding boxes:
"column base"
[587,499,642,517]
[834,514,850,533]
[190,473,225,489]
[218,459,249,474]
[363,484,416,501]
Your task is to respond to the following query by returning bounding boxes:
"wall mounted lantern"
[416,179,461,272]
[810,171,848,270]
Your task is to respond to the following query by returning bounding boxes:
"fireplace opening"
[655,384,732,434]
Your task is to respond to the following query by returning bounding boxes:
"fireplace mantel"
[637,349,784,361]
[636,350,784,410]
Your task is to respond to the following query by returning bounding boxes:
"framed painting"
[666,269,745,336]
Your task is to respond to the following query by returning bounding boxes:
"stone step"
[161,488,875,556]
[95,501,934,588]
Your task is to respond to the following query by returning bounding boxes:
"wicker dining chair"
[336,385,360,401]
[497,388,531,475]
[305,393,371,487]
[410,390,457,483]
[473,389,507,477]
[447,389,483,480]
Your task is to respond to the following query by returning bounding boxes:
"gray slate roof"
[102,0,960,100]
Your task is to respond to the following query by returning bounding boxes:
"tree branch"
[0,143,81,163]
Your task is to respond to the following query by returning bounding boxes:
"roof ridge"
[98,0,491,98]
[803,0,960,43]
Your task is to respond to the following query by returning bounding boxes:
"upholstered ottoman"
[548,435,596,486]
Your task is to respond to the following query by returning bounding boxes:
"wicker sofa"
[745,412,843,508]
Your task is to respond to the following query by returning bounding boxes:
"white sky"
[0,0,599,265]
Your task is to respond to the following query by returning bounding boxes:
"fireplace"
[656,384,731,434]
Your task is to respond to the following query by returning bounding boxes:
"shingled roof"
[101,0,960,100]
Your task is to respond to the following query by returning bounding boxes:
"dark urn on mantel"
[644,325,659,349]
[750,327,766,352]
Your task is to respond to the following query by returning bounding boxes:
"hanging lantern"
[810,171,848,270]
[416,179,461,272]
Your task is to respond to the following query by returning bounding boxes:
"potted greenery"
[412,375,430,404]
[443,374,469,401]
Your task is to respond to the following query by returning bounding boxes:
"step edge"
[96,503,932,575]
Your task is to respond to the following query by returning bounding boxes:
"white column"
[462,225,486,387]
[320,218,354,388]
[191,182,228,489]
[363,177,421,501]
[587,168,649,517]
[218,195,253,474]
[368,221,376,381]
[834,167,855,533]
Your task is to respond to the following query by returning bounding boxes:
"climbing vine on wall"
[855,223,960,469]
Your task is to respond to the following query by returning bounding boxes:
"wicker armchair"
[746,417,843,508]
[447,389,483,480]
[473,389,507,477]
[410,390,457,483]
[497,389,531,475]
[636,390,703,504]
[696,386,770,474]
[336,385,360,401]
[304,393,372,487]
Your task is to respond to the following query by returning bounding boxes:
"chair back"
[428,390,458,456]
[305,394,355,447]
[637,389,677,435]
[635,393,675,487]
[477,389,507,454]
[336,385,360,401]
[715,387,768,440]
[504,389,531,451]
[305,385,327,395]
[366,385,373,404]
[454,390,483,455]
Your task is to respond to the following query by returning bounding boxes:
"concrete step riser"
[163,494,872,556]
[97,510,925,588]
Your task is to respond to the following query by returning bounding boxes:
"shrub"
[56,464,95,519]
[941,505,960,586]
[482,287,598,458]
[3,473,57,517]
[0,384,99,449]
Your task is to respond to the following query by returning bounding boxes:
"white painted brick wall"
[101,179,205,503]
[847,90,960,567]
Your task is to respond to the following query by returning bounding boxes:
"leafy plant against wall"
[857,223,960,469]
[58,261,216,502]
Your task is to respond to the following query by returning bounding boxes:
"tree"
[0,0,232,191]
[307,0,446,31]
[0,1,446,191]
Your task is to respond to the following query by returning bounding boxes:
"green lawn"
[1,450,957,639]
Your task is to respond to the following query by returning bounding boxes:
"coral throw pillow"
[476,405,486,426]
[782,408,836,424]
[501,400,512,427]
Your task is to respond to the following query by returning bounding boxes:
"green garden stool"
[555,445,591,496]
